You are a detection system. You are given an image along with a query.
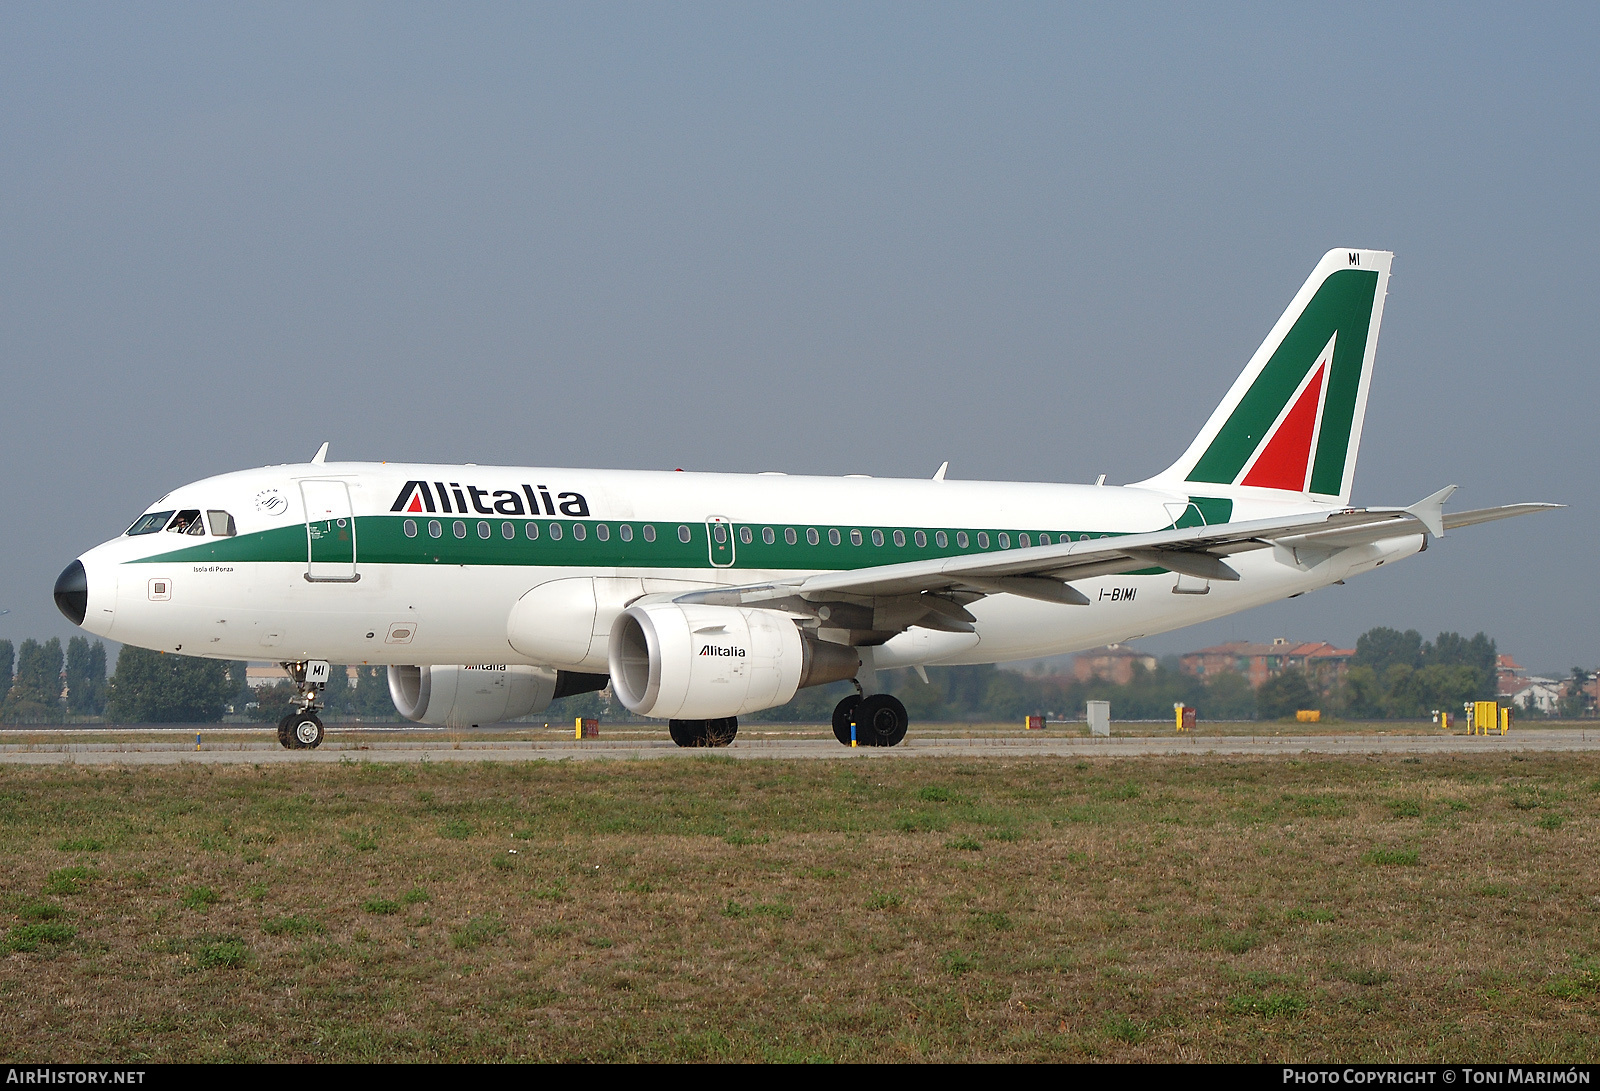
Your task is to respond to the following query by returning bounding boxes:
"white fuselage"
[69,461,1422,675]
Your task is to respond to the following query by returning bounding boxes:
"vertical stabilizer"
[1135,249,1392,506]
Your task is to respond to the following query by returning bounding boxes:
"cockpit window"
[167,509,204,535]
[127,511,175,536]
[206,510,236,537]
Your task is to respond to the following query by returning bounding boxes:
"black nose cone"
[54,561,87,626]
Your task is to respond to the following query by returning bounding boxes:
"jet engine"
[387,664,607,728]
[608,602,859,720]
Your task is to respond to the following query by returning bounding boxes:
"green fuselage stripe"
[130,498,1231,574]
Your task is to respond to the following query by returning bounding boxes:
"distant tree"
[1336,665,1384,720]
[1423,632,1497,699]
[1386,663,1481,719]
[1559,668,1595,720]
[1353,628,1424,678]
[353,665,398,719]
[0,641,12,713]
[1257,669,1316,720]
[64,637,108,717]
[86,641,107,714]
[224,662,253,715]
[250,680,300,723]
[107,647,233,723]
[1201,670,1256,721]
[321,665,354,716]
[8,638,64,722]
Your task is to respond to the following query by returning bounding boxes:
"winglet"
[1405,484,1457,538]
[933,461,948,482]
[311,442,329,465]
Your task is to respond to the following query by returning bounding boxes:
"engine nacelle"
[608,603,860,720]
[387,664,607,727]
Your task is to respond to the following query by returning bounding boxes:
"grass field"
[1,753,1597,1062]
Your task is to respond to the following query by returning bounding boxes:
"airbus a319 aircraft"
[54,250,1555,749]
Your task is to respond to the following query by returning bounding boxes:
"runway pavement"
[0,728,1595,764]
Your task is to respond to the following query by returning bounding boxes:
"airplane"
[53,249,1556,750]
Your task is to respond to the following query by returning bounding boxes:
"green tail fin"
[1137,249,1392,506]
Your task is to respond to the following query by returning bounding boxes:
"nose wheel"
[278,712,325,750]
[275,659,330,750]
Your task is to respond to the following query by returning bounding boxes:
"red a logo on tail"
[1236,334,1335,492]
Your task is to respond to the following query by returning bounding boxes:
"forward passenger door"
[301,480,359,582]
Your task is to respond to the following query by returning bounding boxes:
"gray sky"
[3,4,1595,673]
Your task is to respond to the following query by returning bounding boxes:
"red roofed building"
[1070,644,1159,685]
[1496,655,1529,699]
[1180,638,1354,691]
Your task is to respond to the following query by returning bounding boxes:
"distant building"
[1180,638,1353,690]
[1071,644,1158,685]
[1511,678,1564,715]
[1496,654,1530,699]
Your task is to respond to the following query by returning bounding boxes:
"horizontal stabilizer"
[1442,503,1564,530]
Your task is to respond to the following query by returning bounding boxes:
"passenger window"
[1018,533,1030,548]
[784,528,797,545]
[1038,533,1050,545]
[893,530,906,547]
[914,530,926,548]
[935,531,947,548]
[549,523,563,540]
[572,523,586,541]
[870,529,884,546]
[762,527,775,545]
[642,525,655,543]
[167,509,203,535]
[977,532,990,548]
[206,511,236,537]
[619,525,632,542]
[850,529,863,546]
[956,531,969,548]
[828,529,841,546]
[478,521,491,539]
[128,511,175,536]
[524,521,538,540]
[428,520,442,538]
[403,519,418,538]
[453,520,467,538]
[596,524,609,541]
[501,522,515,539]
[806,528,819,545]
[998,532,1010,549]
[677,525,691,543]
[739,526,753,545]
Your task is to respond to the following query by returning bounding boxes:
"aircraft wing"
[672,489,1560,631]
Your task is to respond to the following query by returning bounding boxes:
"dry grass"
[0,753,1597,1062]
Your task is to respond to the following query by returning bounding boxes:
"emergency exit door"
[301,480,359,582]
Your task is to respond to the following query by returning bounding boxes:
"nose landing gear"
[276,660,329,750]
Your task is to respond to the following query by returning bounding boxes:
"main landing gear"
[276,660,328,750]
[832,693,908,748]
[668,717,739,748]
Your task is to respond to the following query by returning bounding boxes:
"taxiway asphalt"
[0,728,1594,764]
